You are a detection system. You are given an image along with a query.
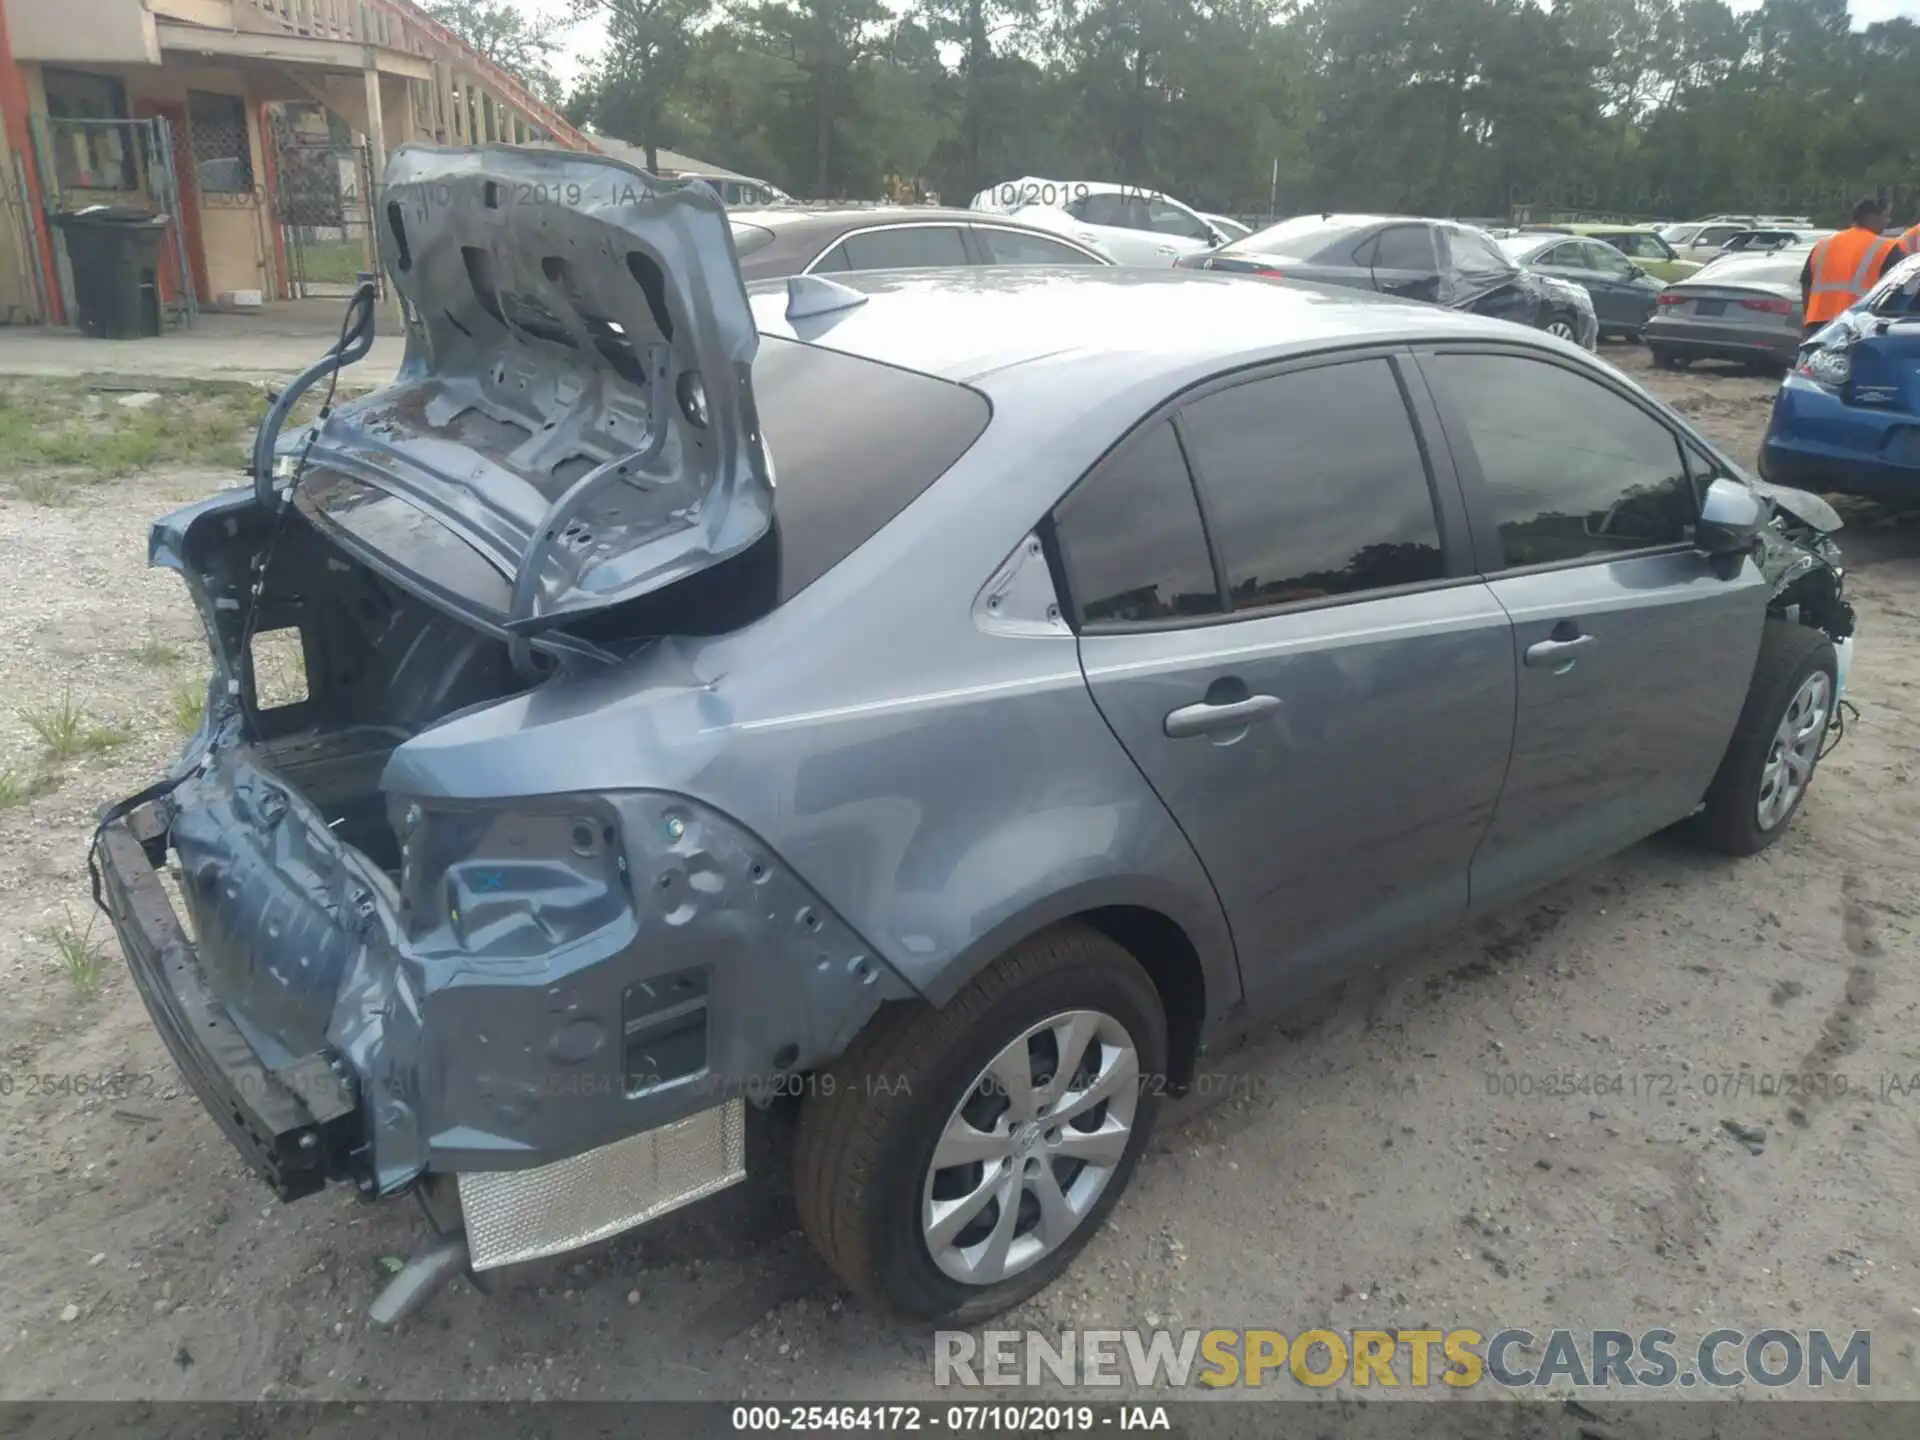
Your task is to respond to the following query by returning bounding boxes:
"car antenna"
[786,274,869,322]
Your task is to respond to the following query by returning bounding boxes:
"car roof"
[746,266,1559,389]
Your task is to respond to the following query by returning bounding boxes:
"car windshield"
[1234,214,1377,257]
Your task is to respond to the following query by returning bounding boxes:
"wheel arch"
[915,877,1235,1092]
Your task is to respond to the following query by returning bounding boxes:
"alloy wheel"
[1756,670,1831,831]
[921,1010,1140,1286]
[1546,318,1577,340]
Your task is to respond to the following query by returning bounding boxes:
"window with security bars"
[42,68,138,191]
[187,91,255,197]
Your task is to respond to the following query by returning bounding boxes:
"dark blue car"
[1761,253,1920,501]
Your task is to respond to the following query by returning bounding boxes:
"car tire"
[793,923,1167,1323]
[1543,313,1579,342]
[1684,618,1837,857]
[1651,346,1680,369]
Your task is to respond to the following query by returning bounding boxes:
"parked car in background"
[1717,227,1834,256]
[1500,231,1667,338]
[684,172,794,208]
[1520,223,1700,282]
[969,178,1231,265]
[1761,252,1920,500]
[96,145,1859,1334]
[1182,213,1598,348]
[727,206,1113,281]
[1643,246,1811,373]
[1204,213,1253,243]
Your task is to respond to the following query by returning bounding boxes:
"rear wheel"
[1685,618,1837,856]
[794,924,1167,1322]
[1544,314,1579,342]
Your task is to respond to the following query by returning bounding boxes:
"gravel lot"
[1,346,1917,1406]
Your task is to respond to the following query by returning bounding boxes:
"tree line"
[424,0,1920,227]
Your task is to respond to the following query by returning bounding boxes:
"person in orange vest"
[1895,213,1920,260]
[1799,198,1902,335]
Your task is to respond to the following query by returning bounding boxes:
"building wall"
[20,58,275,307]
[1,0,159,66]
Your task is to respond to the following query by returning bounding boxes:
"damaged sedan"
[94,144,1855,1329]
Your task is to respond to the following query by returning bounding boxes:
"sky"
[530,0,1920,96]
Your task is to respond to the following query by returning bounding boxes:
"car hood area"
[273,144,773,638]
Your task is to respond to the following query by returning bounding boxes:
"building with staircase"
[0,0,600,327]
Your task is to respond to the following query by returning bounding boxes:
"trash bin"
[52,207,169,339]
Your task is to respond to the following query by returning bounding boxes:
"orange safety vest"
[1897,224,1920,258]
[1804,227,1899,325]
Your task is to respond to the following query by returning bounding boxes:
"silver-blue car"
[93,145,1857,1330]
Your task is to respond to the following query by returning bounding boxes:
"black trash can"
[53,207,169,339]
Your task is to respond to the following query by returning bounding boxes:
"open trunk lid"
[274,144,773,640]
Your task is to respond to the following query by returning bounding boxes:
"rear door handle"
[1164,694,1282,738]
[1524,634,1595,672]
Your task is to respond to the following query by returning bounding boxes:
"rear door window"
[1177,359,1446,610]
[1050,421,1224,627]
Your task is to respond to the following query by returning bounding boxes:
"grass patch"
[45,906,104,997]
[171,679,207,736]
[20,689,132,761]
[128,636,184,668]
[0,377,291,482]
[0,766,58,810]
[12,474,73,506]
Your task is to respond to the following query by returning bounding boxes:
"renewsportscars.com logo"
[934,1328,1871,1390]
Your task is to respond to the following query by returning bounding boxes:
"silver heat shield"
[458,1099,747,1270]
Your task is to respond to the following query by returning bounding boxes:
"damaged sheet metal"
[287,144,774,634]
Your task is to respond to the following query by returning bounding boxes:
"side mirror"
[1697,477,1767,559]
[1625,263,1646,280]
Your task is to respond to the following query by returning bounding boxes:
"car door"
[1368,223,1443,301]
[1581,239,1661,330]
[808,223,972,274]
[1051,353,1517,1003]
[1062,193,1164,265]
[1142,196,1219,261]
[1413,346,1770,912]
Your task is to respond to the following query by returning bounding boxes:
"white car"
[969,177,1229,265]
[1202,213,1252,242]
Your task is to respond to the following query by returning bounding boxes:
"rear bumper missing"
[95,813,361,1200]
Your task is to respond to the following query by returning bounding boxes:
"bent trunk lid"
[283,144,773,635]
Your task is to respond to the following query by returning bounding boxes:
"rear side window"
[824,226,970,272]
[1425,352,1693,569]
[1051,421,1223,627]
[1179,359,1445,609]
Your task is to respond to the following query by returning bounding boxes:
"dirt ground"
[2,346,1918,1407]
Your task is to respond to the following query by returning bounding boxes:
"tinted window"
[1179,360,1445,610]
[1697,225,1743,247]
[1374,225,1437,271]
[1051,422,1223,627]
[833,225,970,271]
[1538,243,1581,267]
[1426,352,1693,569]
[1609,233,1667,261]
[809,242,852,273]
[975,227,1104,265]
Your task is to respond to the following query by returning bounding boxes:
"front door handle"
[1524,633,1595,673]
[1164,694,1282,738]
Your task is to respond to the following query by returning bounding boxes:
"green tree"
[420,0,568,102]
